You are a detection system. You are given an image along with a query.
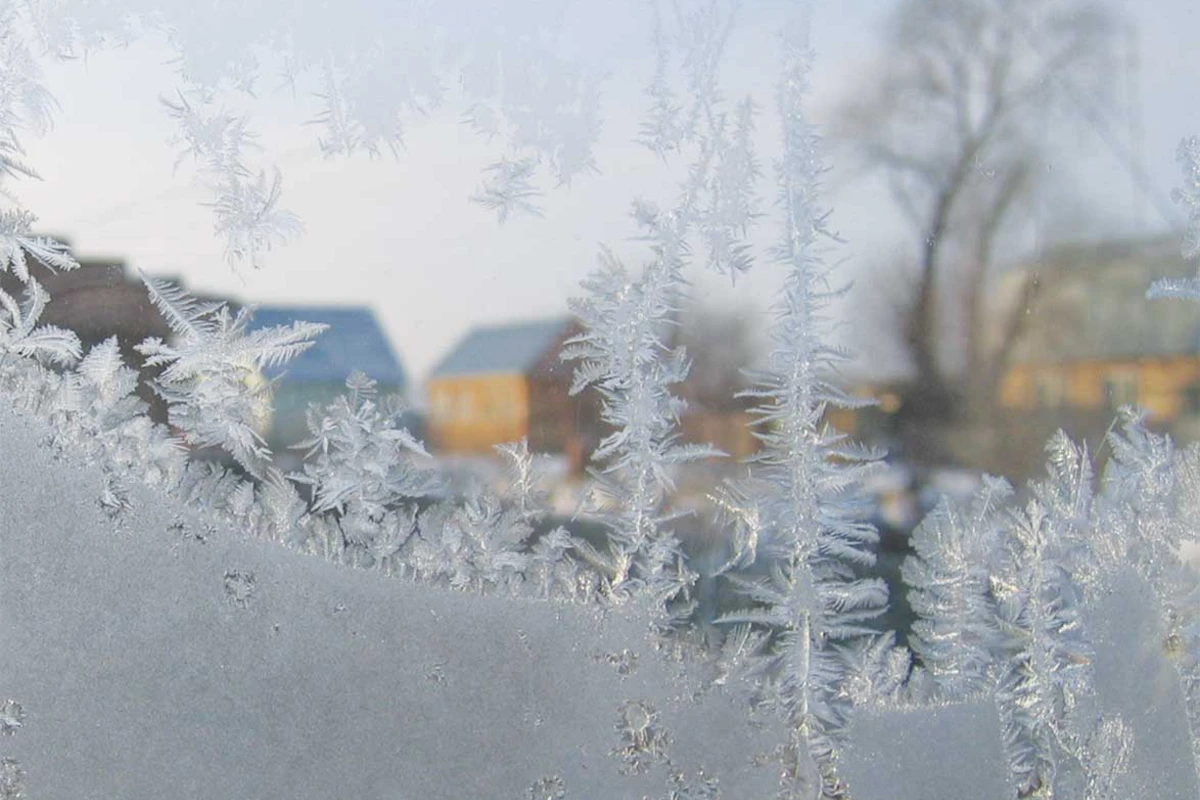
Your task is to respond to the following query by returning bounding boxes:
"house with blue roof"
[247,306,409,452]
[427,317,599,462]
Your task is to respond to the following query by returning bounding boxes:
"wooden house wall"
[999,356,1200,422]
[525,323,601,462]
[427,373,529,454]
[680,410,758,459]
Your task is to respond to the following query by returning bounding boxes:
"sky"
[10,0,1200,397]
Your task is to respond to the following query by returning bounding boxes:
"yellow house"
[426,318,595,457]
[996,235,1200,436]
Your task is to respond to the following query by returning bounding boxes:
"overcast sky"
[11,0,1200,393]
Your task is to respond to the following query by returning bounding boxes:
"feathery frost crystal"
[0,2,1195,798]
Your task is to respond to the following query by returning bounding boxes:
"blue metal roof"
[430,317,574,378]
[247,306,406,387]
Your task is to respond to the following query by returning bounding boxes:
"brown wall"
[680,410,759,459]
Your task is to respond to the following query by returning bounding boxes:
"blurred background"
[5,0,1200,631]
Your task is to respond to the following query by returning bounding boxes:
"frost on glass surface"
[701,27,892,799]
[558,0,759,601]
[0,405,783,798]
[470,157,544,224]
[842,700,1012,800]
[161,91,302,270]
[1149,136,1200,298]
[0,0,1198,797]
[0,0,608,268]
[902,476,1011,700]
[136,274,327,479]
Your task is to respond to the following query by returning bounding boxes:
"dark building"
[0,250,174,420]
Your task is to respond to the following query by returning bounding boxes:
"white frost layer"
[841,700,1012,800]
[0,406,779,799]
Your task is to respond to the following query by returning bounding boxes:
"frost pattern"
[1148,136,1200,299]
[634,0,761,280]
[0,278,79,367]
[0,701,23,736]
[0,210,79,282]
[136,275,327,479]
[611,699,672,776]
[565,242,715,601]
[223,569,256,608]
[0,5,52,188]
[712,25,886,799]
[527,775,567,800]
[902,476,1011,699]
[0,3,1195,799]
[162,92,302,270]
[470,157,544,223]
[0,759,23,800]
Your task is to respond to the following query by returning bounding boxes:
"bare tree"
[835,0,1119,460]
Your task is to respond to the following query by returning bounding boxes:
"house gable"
[427,317,582,456]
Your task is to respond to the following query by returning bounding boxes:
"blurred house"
[246,306,410,456]
[822,380,905,443]
[427,317,599,465]
[993,234,1200,472]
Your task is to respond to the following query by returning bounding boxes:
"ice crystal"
[633,0,760,280]
[310,50,437,159]
[207,166,303,270]
[162,91,300,270]
[0,210,78,283]
[0,7,52,187]
[593,648,640,676]
[698,97,761,280]
[656,767,721,800]
[1148,136,1200,299]
[0,759,23,800]
[713,23,886,798]
[424,663,446,684]
[0,700,23,736]
[136,276,326,479]
[1097,410,1200,781]
[564,244,715,600]
[470,157,543,223]
[289,371,432,568]
[611,699,672,775]
[223,569,256,607]
[985,433,1135,800]
[837,630,913,709]
[637,0,686,159]
[902,476,1011,699]
[0,278,79,368]
[528,775,567,800]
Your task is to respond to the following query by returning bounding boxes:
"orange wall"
[427,373,530,454]
[999,357,1200,421]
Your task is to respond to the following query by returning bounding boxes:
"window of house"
[1103,371,1138,411]
[457,392,475,422]
[434,391,454,421]
[1186,383,1200,415]
[1035,374,1065,410]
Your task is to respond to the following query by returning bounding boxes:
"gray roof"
[248,306,406,387]
[430,317,574,378]
[1006,235,1200,365]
